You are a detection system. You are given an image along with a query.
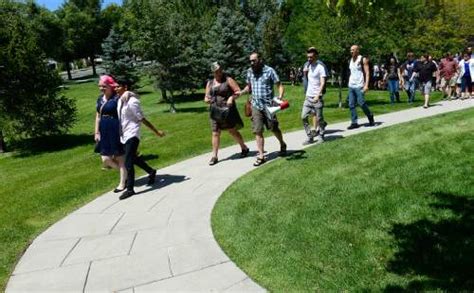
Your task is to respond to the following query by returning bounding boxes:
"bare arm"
[204,81,212,104]
[363,57,370,92]
[94,113,100,142]
[142,117,165,137]
[276,82,284,99]
[226,77,241,106]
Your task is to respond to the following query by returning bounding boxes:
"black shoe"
[347,123,360,130]
[113,187,125,193]
[147,170,156,186]
[367,115,375,126]
[240,148,250,158]
[119,190,135,200]
[278,143,287,156]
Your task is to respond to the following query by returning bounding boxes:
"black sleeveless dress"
[209,77,244,131]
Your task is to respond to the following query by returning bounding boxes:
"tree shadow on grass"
[384,192,474,291]
[12,134,93,157]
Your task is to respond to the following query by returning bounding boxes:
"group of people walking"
[95,44,473,200]
[380,47,474,108]
[94,75,165,200]
[204,45,375,166]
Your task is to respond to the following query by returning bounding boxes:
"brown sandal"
[208,157,218,166]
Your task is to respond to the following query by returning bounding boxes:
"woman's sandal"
[208,157,218,166]
[240,148,250,158]
[253,157,266,167]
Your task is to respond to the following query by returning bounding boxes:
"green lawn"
[212,107,474,291]
[0,78,440,289]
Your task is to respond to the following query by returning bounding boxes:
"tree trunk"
[160,88,176,113]
[91,56,97,76]
[338,70,343,108]
[0,131,5,153]
[65,61,72,80]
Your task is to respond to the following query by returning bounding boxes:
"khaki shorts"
[441,76,457,88]
[251,107,280,134]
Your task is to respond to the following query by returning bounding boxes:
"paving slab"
[12,238,79,275]
[85,249,171,292]
[133,262,249,292]
[62,232,136,266]
[7,99,474,292]
[6,263,89,293]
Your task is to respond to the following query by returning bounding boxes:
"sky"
[36,0,123,11]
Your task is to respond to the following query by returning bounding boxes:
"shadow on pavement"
[383,192,474,291]
[135,174,190,193]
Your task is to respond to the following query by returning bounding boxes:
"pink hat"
[99,75,118,88]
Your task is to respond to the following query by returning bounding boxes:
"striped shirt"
[246,65,280,110]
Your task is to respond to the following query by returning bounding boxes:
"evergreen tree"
[205,6,254,83]
[0,1,76,144]
[101,28,138,86]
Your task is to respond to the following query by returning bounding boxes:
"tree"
[101,28,138,85]
[124,0,214,112]
[205,6,254,83]
[0,1,76,146]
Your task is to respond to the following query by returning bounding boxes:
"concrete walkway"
[7,99,474,292]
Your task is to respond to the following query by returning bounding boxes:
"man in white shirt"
[347,44,375,129]
[301,47,327,145]
[116,79,165,200]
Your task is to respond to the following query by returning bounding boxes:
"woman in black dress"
[94,75,127,192]
[204,62,249,165]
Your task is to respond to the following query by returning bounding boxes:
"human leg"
[347,87,358,127]
[227,128,248,155]
[115,155,127,191]
[101,155,119,169]
[355,87,374,124]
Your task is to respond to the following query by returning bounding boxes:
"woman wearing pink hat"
[94,75,127,192]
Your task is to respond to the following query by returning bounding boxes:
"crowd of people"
[372,48,474,107]
[94,44,474,200]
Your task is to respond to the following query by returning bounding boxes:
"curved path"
[7,99,474,292]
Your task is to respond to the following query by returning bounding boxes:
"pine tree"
[0,1,76,144]
[101,28,138,85]
[205,7,254,83]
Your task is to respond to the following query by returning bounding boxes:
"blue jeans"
[348,87,372,124]
[387,79,400,103]
[404,78,417,103]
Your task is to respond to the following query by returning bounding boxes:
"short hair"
[250,52,260,59]
[116,77,133,88]
[307,47,319,55]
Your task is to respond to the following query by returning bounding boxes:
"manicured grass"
[0,77,440,289]
[212,107,474,291]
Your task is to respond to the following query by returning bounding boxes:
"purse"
[210,103,230,122]
[244,99,252,117]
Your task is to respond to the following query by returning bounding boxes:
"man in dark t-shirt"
[414,54,439,108]
[400,52,418,103]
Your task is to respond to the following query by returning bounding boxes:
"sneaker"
[315,135,324,143]
[119,190,135,200]
[302,137,314,145]
[367,114,375,126]
[310,130,318,138]
[147,170,157,186]
[347,123,360,130]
